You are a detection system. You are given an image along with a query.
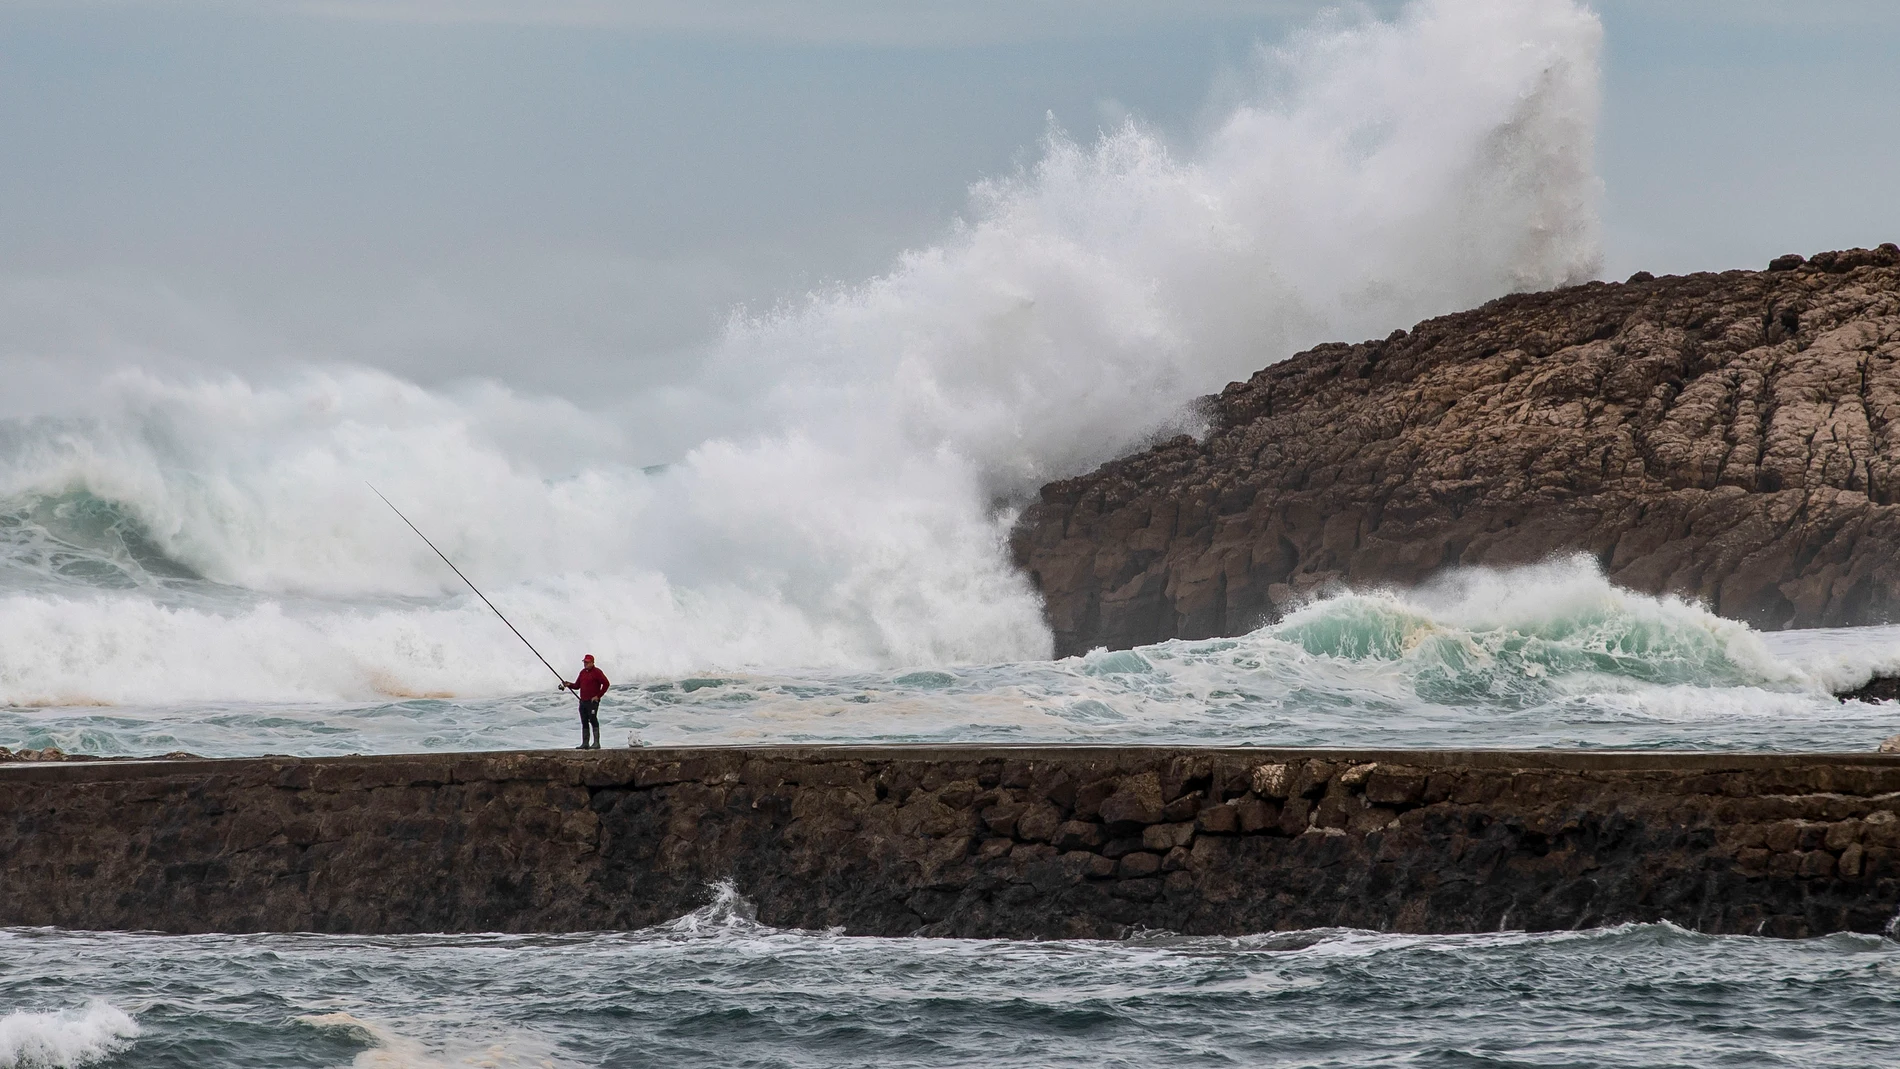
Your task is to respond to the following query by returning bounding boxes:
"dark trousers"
[577,698,600,748]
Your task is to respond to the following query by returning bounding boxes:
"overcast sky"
[3,0,1897,402]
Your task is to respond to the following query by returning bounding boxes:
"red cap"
[583,654,594,663]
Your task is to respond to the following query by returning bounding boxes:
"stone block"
[1299,761,1337,796]
[1365,770,1428,806]
[1337,763,1377,788]
[1000,760,1034,789]
[1160,756,1207,802]
[1196,803,1239,834]
[1052,821,1105,851]
[1111,878,1162,902]
[1071,778,1118,820]
[1349,806,1399,834]
[937,781,980,810]
[1313,790,1360,830]
[1016,802,1062,843]
[1232,797,1275,833]
[1824,821,1863,851]
[1118,852,1162,878]
[1102,836,1144,858]
[1099,773,1164,826]
[1763,821,1803,853]
[1160,793,1202,822]
[981,803,1023,837]
[1010,842,1057,863]
[1797,850,1837,879]
[1141,823,1195,851]
[1251,763,1293,799]
[1863,810,1900,847]
[1422,772,1458,804]
[1277,797,1311,836]
[1840,843,1865,879]
[1162,846,1191,872]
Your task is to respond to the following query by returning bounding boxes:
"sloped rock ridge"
[1013,246,1900,655]
[0,746,1895,938]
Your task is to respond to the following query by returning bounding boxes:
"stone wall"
[2,747,1896,939]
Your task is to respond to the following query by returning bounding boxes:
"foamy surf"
[2,557,1895,756]
[0,1002,138,1069]
[3,918,1895,1067]
[295,1012,558,1069]
[0,0,1602,695]
[0,0,1888,757]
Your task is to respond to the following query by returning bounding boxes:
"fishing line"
[368,483,567,687]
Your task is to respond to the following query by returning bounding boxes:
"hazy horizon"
[4,0,1896,412]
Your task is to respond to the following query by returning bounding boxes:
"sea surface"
[5,516,1898,757]
[3,886,1899,1069]
[3,2,1895,1064]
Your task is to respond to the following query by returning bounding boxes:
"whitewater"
[4,4,1899,1067]
[5,888,1900,1069]
[0,0,1893,760]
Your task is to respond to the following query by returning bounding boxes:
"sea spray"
[0,0,1604,692]
[1264,556,1803,707]
[4,559,1895,755]
[0,1003,138,1069]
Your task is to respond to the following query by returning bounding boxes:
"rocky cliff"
[1,747,1895,939]
[1013,246,1900,655]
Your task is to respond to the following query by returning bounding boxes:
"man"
[561,654,610,750]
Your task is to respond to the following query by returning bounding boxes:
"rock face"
[1012,246,1900,655]
[1,746,1896,939]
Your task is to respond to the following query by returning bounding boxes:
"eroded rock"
[1013,247,1900,654]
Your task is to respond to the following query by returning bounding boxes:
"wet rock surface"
[1013,247,1900,655]
[1842,675,1900,704]
[1,746,1896,939]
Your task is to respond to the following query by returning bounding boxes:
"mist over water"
[3,7,1897,1064]
[0,0,1603,698]
[0,0,1890,759]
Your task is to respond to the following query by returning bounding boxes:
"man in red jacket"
[561,654,610,750]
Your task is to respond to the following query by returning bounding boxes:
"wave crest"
[1266,557,1801,705]
[0,1002,138,1069]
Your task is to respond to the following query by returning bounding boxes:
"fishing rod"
[367,483,568,688]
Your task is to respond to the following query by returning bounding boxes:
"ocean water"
[2,886,1898,1069]
[0,0,1883,762]
[2,2,1894,1065]
[3,535,1897,756]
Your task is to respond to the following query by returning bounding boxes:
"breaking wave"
[0,0,1604,697]
[0,1003,138,1069]
[1261,556,1802,706]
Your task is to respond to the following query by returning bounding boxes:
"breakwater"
[1,747,1895,938]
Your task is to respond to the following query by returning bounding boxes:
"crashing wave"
[0,1002,138,1069]
[1256,556,1805,707]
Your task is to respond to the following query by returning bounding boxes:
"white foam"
[0,0,1603,699]
[0,1003,138,1069]
[296,1012,559,1069]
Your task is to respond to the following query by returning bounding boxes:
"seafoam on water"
[1,886,1898,1068]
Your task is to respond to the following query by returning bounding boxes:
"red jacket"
[568,665,610,701]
